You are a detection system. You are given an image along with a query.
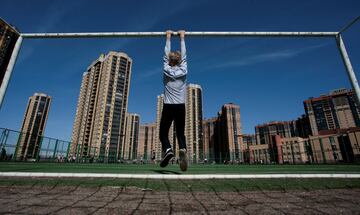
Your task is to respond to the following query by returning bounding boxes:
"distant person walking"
[0,147,6,161]
[159,30,188,171]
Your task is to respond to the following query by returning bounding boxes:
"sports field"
[0,162,359,192]
[0,162,359,174]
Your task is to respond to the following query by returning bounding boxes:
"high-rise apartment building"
[202,104,243,164]
[185,84,203,163]
[217,103,244,163]
[70,51,132,162]
[122,113,140,161]
[0,18,19,90]
[138,123,156,162]
[304,88,360,135]
[16,93,51,160]
[202,118,217,162]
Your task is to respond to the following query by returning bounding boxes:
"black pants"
[160,104,186,152]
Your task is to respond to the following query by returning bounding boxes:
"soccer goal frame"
[0,16,359,109]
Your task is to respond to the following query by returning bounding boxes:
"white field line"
[0,172,360,179]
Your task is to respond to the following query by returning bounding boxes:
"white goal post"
[0,16,359,109]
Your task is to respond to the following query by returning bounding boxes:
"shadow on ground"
[151,169,181,175]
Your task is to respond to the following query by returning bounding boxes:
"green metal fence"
[0,128,123,163]
[0,128,71,162]
[1,127,360,164]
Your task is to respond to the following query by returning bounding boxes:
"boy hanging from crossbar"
[159,30,188,171]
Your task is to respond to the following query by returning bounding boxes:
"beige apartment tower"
[122,113,140,161]
[16,93,51,160]
[70,51,132,162]
[186,84,203,163]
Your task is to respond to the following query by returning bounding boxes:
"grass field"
[1,162,359,191]
[0,162,359,174]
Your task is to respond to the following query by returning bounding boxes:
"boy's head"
[168,51,181,66]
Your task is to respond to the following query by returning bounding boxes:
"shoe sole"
[160,152,174,168]
[179,151,188,171]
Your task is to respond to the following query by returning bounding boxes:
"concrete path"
[0,185,359,214]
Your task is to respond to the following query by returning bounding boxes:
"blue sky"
[0,0,359,141]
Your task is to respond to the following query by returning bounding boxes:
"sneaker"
[160,148,174,168]
[179,148,188,171]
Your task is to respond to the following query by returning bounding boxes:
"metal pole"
[65,141,71,160]
[52,139,58,160]
[336,34,360,104]
[339,16,360,34]
[20,31,338,39]
[0,36,23,109]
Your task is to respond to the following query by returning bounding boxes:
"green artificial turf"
[0,162,359,174]
[1,162,359,191]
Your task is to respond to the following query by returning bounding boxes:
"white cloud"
[213,43,329,69]
[138,67,162,79]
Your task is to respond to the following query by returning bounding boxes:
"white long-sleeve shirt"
[163,38,187,104]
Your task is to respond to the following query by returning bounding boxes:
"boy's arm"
[163,30,187,79]
[163,30,172,66]
[179,30,187,71]
[179,30,186,62]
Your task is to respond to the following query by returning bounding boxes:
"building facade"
[202,118,217,163]
[249,144,270,164]
[242,134,256,163]
[138,123,156,162]
[253,128,360,164]
[16,93,51,160]
[293,114,313,138]
[255,121,294,164]
[308,128,360,164]
[0,18,20,90]
[304,88,360,135]
[217,103,244,163]
[278,136,310,164]
[121,113,140,161]
[185,84,203,163]
[70,51,132,162]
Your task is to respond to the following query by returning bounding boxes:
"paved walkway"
[0,185,359,214]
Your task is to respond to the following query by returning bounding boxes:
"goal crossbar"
[20,31,338,38]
